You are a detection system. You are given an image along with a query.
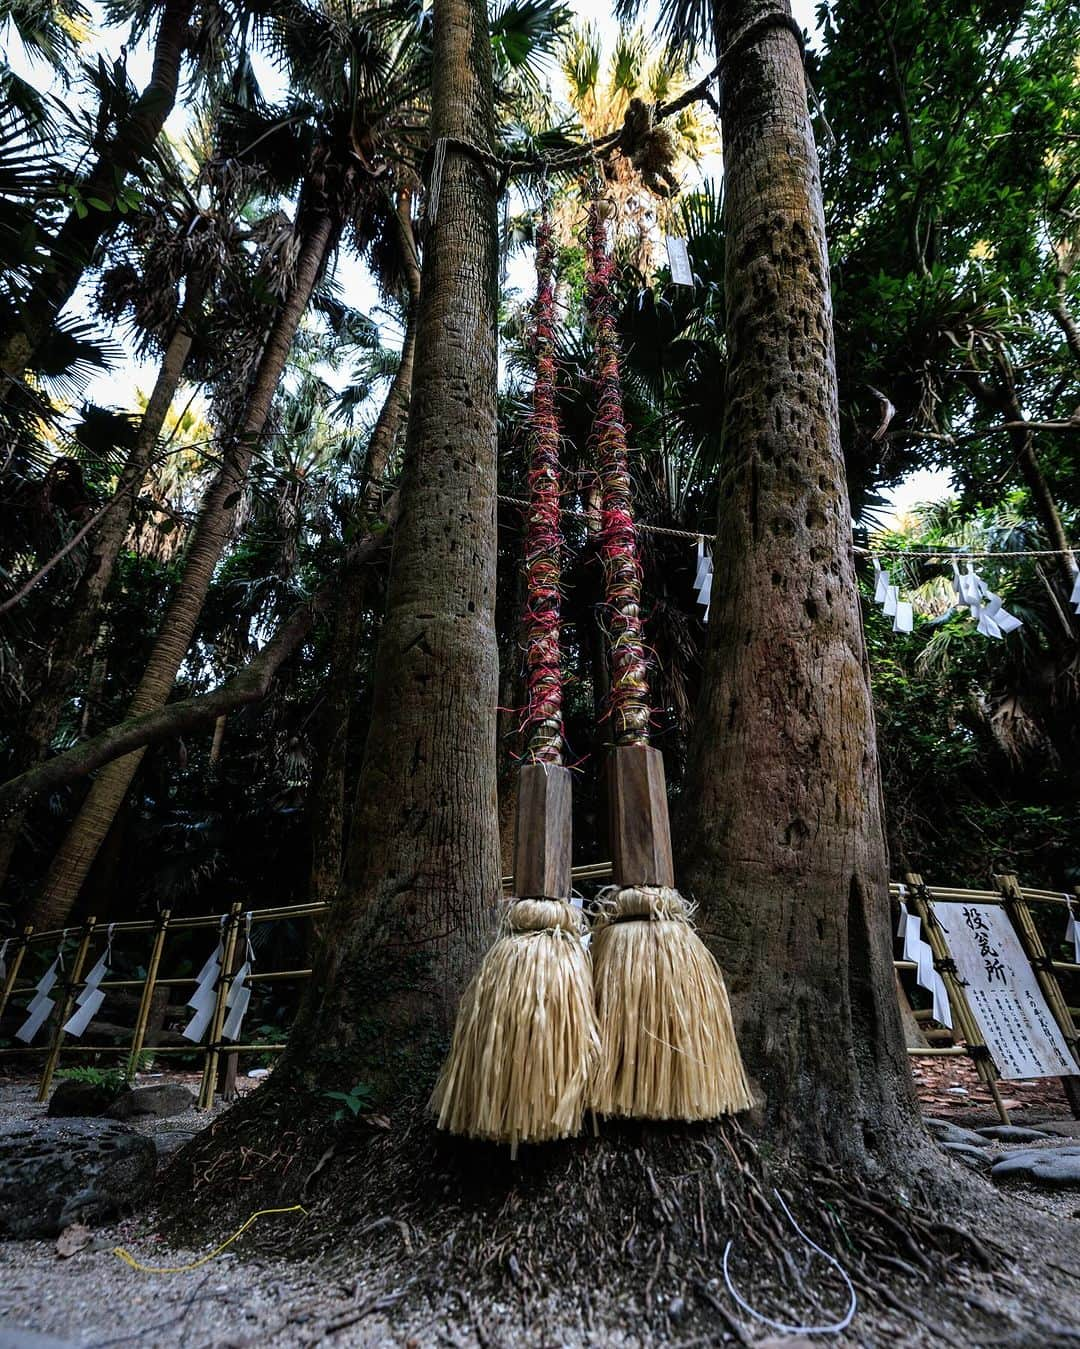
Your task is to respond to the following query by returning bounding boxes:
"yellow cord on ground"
[112,1205,308,1274]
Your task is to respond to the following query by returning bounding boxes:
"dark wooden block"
[513,763,572,899]
[608,745,675,888]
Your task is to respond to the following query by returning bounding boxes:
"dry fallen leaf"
[55,1223,92,1258]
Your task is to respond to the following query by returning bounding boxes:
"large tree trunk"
[677,0,917,1165]
[274,0,500,1100]
[307,300,418,908]
[0,0,195,392]
[26,212,335,929]
[0,274,206,891]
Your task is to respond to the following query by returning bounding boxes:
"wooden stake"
[905,874,1010,1124]
[995,873,1080,1120]
[38,918,97,1103]
[126,909,170,1081]
[197,902,242,1111]
[608,745,674,888]
[0,925,33,1023]
[513,763,573,899]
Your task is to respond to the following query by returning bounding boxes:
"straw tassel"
[430,209,599,1149]
[585,198,750,1123]
[430,899,598,1146]
[589,887,752,1120]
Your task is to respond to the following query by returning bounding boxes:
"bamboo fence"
[1,872,1077,1114]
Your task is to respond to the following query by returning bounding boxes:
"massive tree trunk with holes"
[0,274,207,892]
[274,0,501,1098]
[0,0,195,394]
[677,0,919,1166]
[25,212,335,930]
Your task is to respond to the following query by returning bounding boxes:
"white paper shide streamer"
[1066,899,1080,966]
[896,889,951,1029]
[221,913,255,1043]
[15,939,67,1044]
[871,558,912,633]
[692,538,712,622]
[183,918,226,1042]
[62,924,116,1038]
[951,561,1022,639]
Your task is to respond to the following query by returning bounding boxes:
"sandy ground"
[2,1067,1080,1347]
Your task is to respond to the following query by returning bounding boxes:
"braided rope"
[521,215,565,765]
[587,201,651,748]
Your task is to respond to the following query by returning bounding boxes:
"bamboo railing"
[1,871,1077,1114]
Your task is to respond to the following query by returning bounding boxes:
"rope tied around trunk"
[586,199,651,748]
[521,212,565,767]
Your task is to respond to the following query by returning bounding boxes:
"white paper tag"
[976,612,1002,639]
[1070,573,1080,607]
[63,987,106,1037]
[893,600,913,633]
[932,971,952,1030]
[0,939,8,984]
[186,977,218,1017]
[903,913,922,964]
[221,985,251,1043]
[874,567,890,604]
[80,953,109,994]
[896,899,908,939]
[15,996,55,1044]
[195,941,224,987]
[916,939,935,992]
[698,573,712,605]
[1067,910,1080,964]
[666,236,693,286]
[182,1001,215,1043]
[995,608,1022,634]
[694,554,711,590]
[883,585,899,618]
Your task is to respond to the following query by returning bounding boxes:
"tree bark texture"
[678,0,917,1163]
[0,0,195,390]
[275,0,501,1100]
[307,320,418,908]
[27,213,335,929]
[0,274,206,891]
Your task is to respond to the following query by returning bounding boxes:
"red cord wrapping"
[521,216,564,765]
[586,202,651,747]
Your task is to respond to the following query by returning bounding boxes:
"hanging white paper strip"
[874,564,890,604]
[221,915,256,1043]
[0,939,8,984]
[15,996,55,1044]
[1070,574,1080,610]
[932,971,953,1030]
[698,572,712,606]
[63,987,106,1037]
[1067,903,1080,965]
[882,585,899,618]
[893,600,913,634]
[666,236,693,287]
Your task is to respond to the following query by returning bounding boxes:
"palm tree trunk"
[273,0,500,1099]
[0,273,206,891]
[27,212,335,929]
[677,0,917,1165]
[307,302,418,907]
[0,0,195,392]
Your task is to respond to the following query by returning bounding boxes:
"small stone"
[925,1120,992,1147]
[47,1079,127,1118]
[992,1145,1080,1187]
[668,1297,686,1322]
[976,1125,1051,1143]
[106,1084,194,1120]
[247,1068,270,1079]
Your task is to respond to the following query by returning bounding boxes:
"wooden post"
[995,874,1080,1121]
[198,902,242,1110]
[608,745,674,888]
[0,925,33,1023]
[905,875,1010,1124]
[37,918,97,1103]
[126,909,170,1081]
[513,763,572,898]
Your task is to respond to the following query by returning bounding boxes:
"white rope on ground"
[721,1188,857,1337]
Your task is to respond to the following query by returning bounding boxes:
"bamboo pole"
[37,918,96,1103]
[126,909,171,1081]
[197,902,242,1110]
[994,873,1080,1120]
[0,925,33,1022]
[905,873,1010,1124]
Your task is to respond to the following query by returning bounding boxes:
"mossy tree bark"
[274,0,500,1100]
[0,0,195,393]
[26,212,336,929]
[677,0,919,1166]
[0,273,207,891]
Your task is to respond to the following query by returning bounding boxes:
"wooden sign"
[934,901,1076,1080]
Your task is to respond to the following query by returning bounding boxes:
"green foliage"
[323,1082,374,1122]
[56,1064,126,1092]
